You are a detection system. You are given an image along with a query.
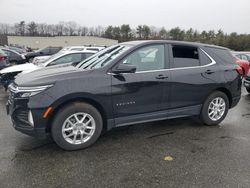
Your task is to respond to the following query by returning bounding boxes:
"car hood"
[15,65,92,87]
[0,63,38,74]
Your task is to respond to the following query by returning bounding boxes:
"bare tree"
[14,21,25,36]
[27,21,38,36]
[0,23,12,34]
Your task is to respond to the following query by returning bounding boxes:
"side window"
[52,54,82,65]
[51,48,61,54]
[41,48,50,54]
[83,53,94,60]
[9,51,17,56]
[172,45,200,68]
[241,55,248,61]
[199,49,212,66]
[122,45,165,72]
[206,47,235,65]
[2,50,10,56]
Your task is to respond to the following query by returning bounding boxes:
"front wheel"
[200,91,229,126]
[51,102,103,150]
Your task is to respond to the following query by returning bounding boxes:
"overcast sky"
[0,0,249,33]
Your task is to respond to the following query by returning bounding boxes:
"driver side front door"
[111,44,171,126]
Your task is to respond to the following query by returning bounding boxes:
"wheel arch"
[212,87,232,108]
[46,94,108,133]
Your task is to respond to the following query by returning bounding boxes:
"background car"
[7,46,28,54]
[0,49,9,70]
[1,48,26,65]
[32,55,51,65]
[232,51,250,63]
[0,50,96,90]
[244,72,250,93]
[234,56,249,77]
[60,46,106,52]
[25,46,62,62]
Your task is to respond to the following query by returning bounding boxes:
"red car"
[234,56,249,77]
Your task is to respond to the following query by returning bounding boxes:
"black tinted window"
[50,48,61,54]
[172,45,200,68]
[41,48,50,54]
[206,47,235,64]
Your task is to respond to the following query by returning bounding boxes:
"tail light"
[236,65,243,76]
[0,55,5,61]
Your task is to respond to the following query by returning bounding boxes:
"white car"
[32,55,51,65]
[60,46,106,52]
[0,50,96,89]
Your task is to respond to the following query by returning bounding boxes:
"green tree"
[141,25,151,39]
[169,27,185,40]
[104,26,113,39]
[120,24,132,41]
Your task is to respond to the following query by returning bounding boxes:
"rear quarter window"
[205,47,235,65]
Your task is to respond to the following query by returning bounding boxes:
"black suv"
[6,41,242,150]
[25,46,62,62]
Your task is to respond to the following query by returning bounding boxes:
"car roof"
[120,40,228,50]
[61,50,96,54]
[1,48,19,54]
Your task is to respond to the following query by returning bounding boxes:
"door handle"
[156,74,168,79]
[205,70,214,74]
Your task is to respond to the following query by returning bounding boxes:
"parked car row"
[0,49,9,69]
[1,48,26,65]
[0,49,97,90]
[4,40,243,150]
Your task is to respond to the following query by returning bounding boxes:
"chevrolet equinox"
[6,41,242,150]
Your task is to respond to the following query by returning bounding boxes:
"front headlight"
[9,84,53,98]
[21,54,26,60]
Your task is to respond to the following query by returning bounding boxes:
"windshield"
[77,45,131,70]
[38,51,65,66]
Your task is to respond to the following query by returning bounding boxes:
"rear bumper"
[231,95,241,109]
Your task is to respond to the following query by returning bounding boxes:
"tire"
[51,102,103,151]
[246,88,250,93]
[200,91,229,126]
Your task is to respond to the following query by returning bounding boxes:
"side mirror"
[39,52,43,55]
[112,64,136,74]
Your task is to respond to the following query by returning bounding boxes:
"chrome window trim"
[108,48,216,75]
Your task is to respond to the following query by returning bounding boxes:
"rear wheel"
[51,102,103,150]
[200,91,229,126]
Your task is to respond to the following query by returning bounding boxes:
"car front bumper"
[6,96,49,139]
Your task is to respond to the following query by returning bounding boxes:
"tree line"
[0,21,250,51]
